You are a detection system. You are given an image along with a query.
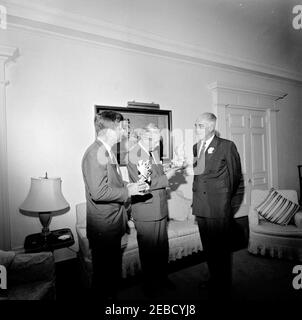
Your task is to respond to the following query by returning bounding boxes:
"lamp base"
[39,212,52,241]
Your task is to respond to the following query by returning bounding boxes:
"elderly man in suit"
[127,123,179,296]
[192,112,242,299]
[82,111,147,300]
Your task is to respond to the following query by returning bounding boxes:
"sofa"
[248,189,302,261]
[0,250,56,300]
[76,190,203,287]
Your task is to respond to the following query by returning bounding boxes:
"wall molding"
[0,45,19,250]
[2,0,302,84]
[207,81,287,100]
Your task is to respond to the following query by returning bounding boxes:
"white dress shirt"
[198,134,215,158]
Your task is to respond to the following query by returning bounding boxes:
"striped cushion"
[255,188,300,225]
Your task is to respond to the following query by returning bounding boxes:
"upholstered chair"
[248,189,302,261]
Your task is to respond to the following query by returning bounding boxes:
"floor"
[55,217,302,302]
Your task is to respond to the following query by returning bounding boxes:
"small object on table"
[24,228,75,253]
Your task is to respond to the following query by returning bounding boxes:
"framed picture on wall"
[95,105,172,165]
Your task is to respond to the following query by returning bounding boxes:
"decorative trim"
[207,82,287,100]
[127,101,160,109]
[224,104,280,113]
[0,80,9,86]
[0,45,19,59]
[208,81,287,114]
[3,0,302,84]
[0,45,18,250]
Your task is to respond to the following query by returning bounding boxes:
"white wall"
[1,12,301,260]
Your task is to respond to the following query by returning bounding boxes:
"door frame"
[0,46,18,250]
[208,81,286,191]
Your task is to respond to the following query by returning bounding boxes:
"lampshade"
[20,177,69,213]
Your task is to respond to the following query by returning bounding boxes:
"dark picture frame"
[95,105,173,165]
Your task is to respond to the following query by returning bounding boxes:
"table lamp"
[19,173,70,240]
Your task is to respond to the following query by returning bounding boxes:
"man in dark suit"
[192,112,242,299]
[82,111,147,300]
[127,123,179,296]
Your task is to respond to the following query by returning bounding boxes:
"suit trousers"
[89,232,122,300]
[134,217,169,286]
[196,216,233,299]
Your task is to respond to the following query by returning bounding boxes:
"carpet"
[117,249,302,301]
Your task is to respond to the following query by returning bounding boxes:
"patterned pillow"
[255,188,300,225]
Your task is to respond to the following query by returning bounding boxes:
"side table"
[24,228,75,253]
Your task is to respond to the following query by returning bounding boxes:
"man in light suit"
[82,111,147,300]
[192,113,242,299]
[127,124,179,296]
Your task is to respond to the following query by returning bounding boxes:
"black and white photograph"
[0,0,302,314]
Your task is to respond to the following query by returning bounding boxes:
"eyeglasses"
[194,123,207,129]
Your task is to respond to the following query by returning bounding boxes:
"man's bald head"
[196,112,217,123]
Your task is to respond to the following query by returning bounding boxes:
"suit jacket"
[192,135,242,219]
[127,144,169,222]
[82,139,129,242]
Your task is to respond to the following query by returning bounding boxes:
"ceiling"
[4,0,302,76]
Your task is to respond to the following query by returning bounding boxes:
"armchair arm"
[248,207,259,228]
[0,250,15,268]
[9,252,55,285]
[294,210,302,229]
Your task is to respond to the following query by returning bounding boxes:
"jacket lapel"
[151,148,161,164]
[205,135,219,168]
[128,145,140,182]
[196,141,201,157]
[96,139,124,185]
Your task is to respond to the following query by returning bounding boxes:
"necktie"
[149,151,157,164]
[194,141,206,175]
